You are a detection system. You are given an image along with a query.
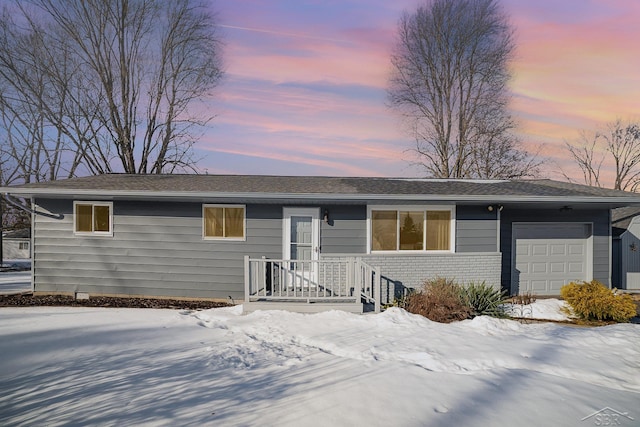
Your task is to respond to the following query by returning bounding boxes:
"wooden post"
[374,267,381,313]
[261,256,266,297]
[244,255,250,303]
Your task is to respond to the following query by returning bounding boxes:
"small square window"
[74,202,113,236]
[203,205,245,240]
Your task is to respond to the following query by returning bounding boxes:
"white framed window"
[203,204,246,241]
[18,242,29,250]
[74,201,113,236]
[367,205,455,253]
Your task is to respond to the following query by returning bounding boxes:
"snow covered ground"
[1,303,639,426]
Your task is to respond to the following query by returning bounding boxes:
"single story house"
[612,207,640,290]
[2,174,639,312]
[2,228,31,260]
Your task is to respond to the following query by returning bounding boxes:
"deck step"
[242,301,364,314]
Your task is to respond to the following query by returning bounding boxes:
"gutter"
[1,194,64,219]
[3,188,640,205]
[0,187,640,206]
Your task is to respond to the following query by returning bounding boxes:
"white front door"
[283,208,320,287]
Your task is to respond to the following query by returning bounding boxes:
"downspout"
[608,208,612,289]
[497,205,503,294]
[2,193,64,292]
[30,197,35,293]
[496,206,501,253]
[2,194,64,219]
[1,196,3,268]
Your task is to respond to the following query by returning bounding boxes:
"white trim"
[366,205,456,254]
[283,207,320,261]
[5,187,640,205]
[73,201,113,237]
[202,204,246,241]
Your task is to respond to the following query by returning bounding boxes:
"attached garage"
[512,223,592,295]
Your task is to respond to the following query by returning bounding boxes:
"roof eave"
[3,187,640,205]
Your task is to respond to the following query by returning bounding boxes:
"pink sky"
[196,0,640,185]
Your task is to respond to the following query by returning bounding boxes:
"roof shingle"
[2,174,639,204]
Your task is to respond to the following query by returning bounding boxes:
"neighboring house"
[612,207,640,290]
[2,228,31,260]
[2,175,639,312]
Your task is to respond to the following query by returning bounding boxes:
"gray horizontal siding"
[619,222,640,289]
[33,199,282,300]
[35,249,249,263]
[320,205,367,254]
[500,208,611,293]
[455,205,498,253]
[31,199,505,300]
[320,204,499,254]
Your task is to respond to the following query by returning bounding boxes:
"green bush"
[462,282,509,317]
[405,277,471,323]
[560,280,637,323]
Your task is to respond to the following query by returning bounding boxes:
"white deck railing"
[244,256,381,312]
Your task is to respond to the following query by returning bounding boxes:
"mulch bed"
[0,293,232,310]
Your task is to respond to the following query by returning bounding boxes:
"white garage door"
[512,223,591,295]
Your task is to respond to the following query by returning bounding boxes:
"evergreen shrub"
[560,280,637,323]
[463,282,509,317]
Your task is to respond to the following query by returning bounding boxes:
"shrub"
[511,292,537,305]
[387,288,414,310]
[462,282,509,317]
[405,277,471,323]
[560,280,637,323]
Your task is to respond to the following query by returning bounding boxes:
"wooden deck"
[243,256,381,314]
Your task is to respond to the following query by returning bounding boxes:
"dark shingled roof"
[2,228,30,239]
[612,206,640,236]
[2,174,640,204]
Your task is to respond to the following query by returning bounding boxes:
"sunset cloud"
[197,0,640,187]
[506,0,640,172]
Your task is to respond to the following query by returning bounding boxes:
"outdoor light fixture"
[324,209,330,223]
[487,205,503,212]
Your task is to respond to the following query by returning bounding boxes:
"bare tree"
[0,0,223,177]
[563,130,604,188]
[388,0,538,179]
[564,120,640,191]
[0,10,81,184]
